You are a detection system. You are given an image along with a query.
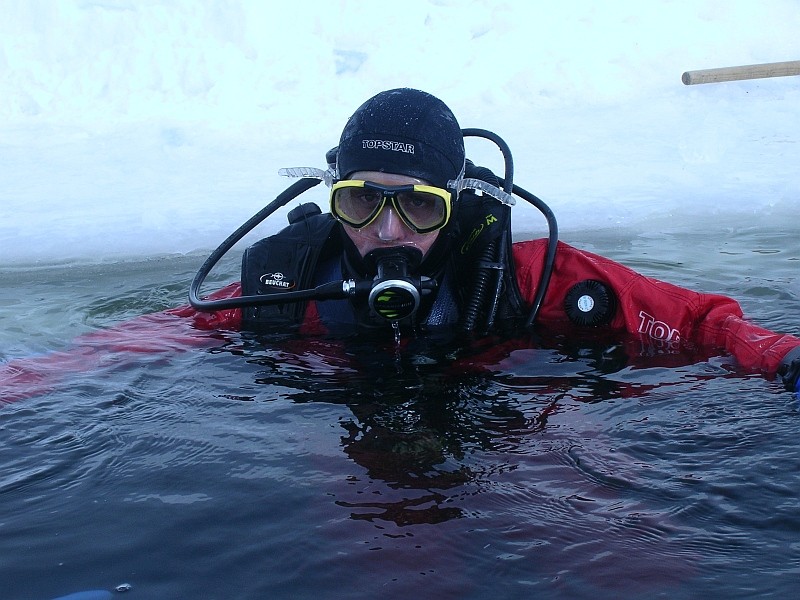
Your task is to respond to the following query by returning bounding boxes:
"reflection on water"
[1,225,800,599]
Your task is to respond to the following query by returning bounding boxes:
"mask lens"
[332,183,384,227]
[396,190,448,231]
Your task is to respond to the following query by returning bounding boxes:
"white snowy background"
[1,0,798,264]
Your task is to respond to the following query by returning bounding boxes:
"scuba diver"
[187,87,800,394]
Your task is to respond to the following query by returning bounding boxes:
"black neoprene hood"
[336,88,466,190]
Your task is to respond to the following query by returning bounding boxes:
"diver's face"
[341,171,441,259]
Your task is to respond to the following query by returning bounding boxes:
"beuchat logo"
[259,272,296,289]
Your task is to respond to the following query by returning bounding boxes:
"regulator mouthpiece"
[364,247,428,322]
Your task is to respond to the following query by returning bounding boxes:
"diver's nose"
[377,206,407,241]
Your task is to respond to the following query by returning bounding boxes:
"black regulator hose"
[461,237,497,332]
[485,229,508,331]
[462,129,558,328]
[462,128,514,187]
[459,129,515,333]
[513,183,558,328]
[189,177,322,311]
[459,161,502,332]
[458,128,558,330]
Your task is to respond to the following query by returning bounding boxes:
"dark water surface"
[2,223,800,599]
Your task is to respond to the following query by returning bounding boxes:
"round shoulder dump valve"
[564,280,617,326]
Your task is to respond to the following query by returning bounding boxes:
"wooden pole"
[682,60,800,85]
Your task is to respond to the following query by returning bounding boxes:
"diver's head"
[333,88,465,261]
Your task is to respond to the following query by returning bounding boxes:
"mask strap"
[279,167,337,187]
[448,177,516,206]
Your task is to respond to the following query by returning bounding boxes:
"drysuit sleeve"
[512,239,800,385]
[168,282,243,330]
[0,283,244,405]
